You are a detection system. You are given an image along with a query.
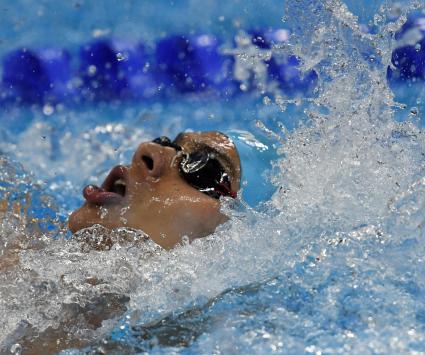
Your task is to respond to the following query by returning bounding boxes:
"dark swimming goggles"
[153,136,236,199]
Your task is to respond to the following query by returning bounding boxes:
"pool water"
[1,0,425,354]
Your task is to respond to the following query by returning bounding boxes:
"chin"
[69,204,131,234]
[68,209,89,233]
[68,206,102,233]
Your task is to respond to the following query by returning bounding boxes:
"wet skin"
[68,131,241,249]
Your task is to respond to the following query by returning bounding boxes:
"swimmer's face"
[68,131,241,249]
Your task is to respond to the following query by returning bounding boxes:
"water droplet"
[88,65,97,76]
[410,107,418,115]
[239,83,248,91]
[116,52,126,61]
[42,104,54,116]
[263,96,271,105]
[143,62,150,73]
[100,207,108,219]
[92,28,110,38]
[373,14,383,26]
[415,43,421,52]
[10,344,22,355]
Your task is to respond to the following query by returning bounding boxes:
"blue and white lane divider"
[388,12,425,82]
[1,18,424,106]
[79,39,157,100]
[2,48,74,104]
[0,30,319,106]
[248,28,318,93]
[155,34,235,93]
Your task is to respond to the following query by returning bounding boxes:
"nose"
[132,141,177,178]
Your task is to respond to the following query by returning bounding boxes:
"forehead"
[173,131,241,188]
[174,131,234,151]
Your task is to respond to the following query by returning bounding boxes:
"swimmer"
[1,131,241,354]
[0,132,241,354]
[69,131,241,249]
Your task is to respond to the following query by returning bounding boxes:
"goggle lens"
[153,136,236,199]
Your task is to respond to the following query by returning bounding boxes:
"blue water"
[1,0,425,354]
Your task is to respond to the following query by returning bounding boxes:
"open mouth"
[83,165,127,205]
[109,178,126,196]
